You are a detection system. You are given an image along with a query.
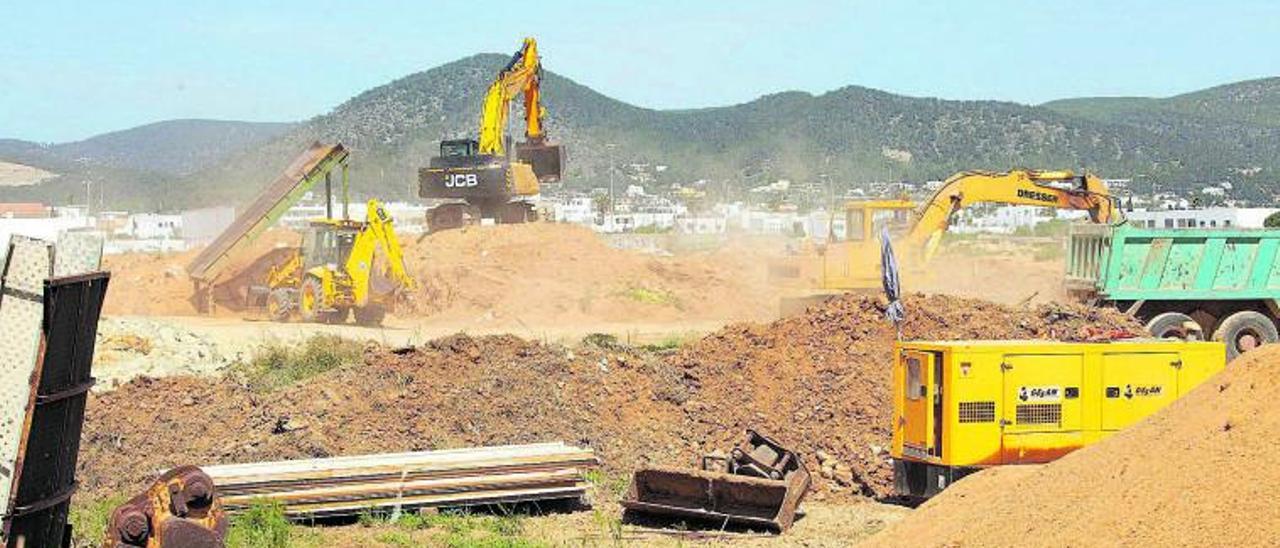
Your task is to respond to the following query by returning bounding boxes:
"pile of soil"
[868,345,1279,547]
[101,224,778,326]
[403,224,778,327]
[102,229,299,316]
[77,293,1143,502]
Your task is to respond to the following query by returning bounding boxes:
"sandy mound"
[102,223,779,325]
[102,229,299,316]
[77,293,1141,503]
[867,345,1280,547]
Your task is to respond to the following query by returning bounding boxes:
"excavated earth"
[101,224,780,325]
[77,293,1143,504]
[867,344,1280,547]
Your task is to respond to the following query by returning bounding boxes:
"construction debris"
[77,294,1144,506]
[105,465,227,547]
[622,430,811,532]
[0,232,108,547]
[200,442,598,518]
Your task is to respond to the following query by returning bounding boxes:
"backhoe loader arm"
[906,169,1114,260]
[346,200,417,306]
[478,37,545,156]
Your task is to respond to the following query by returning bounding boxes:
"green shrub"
[232,335,365,391]
[69,495,127,547]
[226,499,291,548]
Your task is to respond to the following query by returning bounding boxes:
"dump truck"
[1067,223,1280,359]
[187,143,350,312]
[418,37,563,231]
[890,339,1225,498]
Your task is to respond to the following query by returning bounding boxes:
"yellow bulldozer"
[256,199,416,326]
[774,169,1115,313]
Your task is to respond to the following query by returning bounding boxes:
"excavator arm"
[906,169,1114,261]
[346,200,416,306]
[478,37,545,156]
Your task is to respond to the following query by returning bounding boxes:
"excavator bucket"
[516,140,563,182]
[621,430,811,532]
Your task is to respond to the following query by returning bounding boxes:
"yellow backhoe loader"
[260,199,416,326]
[776,169,1114,313]
[418,37,564,231]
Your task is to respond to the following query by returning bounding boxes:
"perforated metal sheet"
[52,231,103,277]
[0,236,53,519]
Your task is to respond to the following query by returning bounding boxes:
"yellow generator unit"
[890,339,1225,498]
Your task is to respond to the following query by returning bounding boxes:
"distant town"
[0,172,1273,255]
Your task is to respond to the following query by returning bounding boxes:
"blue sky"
[2,0,1277,142]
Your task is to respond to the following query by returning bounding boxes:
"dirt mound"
[101,223,778,326]
[867,345,1280,547]
[76,293,1142,502]
[664,293,1144,498]
[402,223,777,326]
[102,229,300,316]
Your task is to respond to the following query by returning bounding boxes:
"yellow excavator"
[261,199,416,326]
[418,37,564,231]
[777,169,1114,311]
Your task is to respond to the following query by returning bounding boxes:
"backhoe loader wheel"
[299,277,324,323]
[267,288,297,321]
[1212,310,1278,361]
[354,305,387,327]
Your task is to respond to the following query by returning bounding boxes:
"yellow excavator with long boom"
[418,37,564,231]
[778,169,1114,312]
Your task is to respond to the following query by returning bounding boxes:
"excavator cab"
[439,139,480,158]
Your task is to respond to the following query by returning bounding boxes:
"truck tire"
[1145,312,1200,340]
[1212,310,1278,360]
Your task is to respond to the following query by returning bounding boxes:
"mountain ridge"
[2,56,1277,209]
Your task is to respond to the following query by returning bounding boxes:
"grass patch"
[362,508,545,547]
[584,469,632,501]
[227,499,291,548]
[639,332,699,353]
[616,286,682,308]
[70,495,127,546]
[231,335,364,391]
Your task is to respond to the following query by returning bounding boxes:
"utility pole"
[606,143,617,213]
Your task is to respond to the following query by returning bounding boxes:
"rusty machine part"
[105,466,227,548]
[622,430,811,533]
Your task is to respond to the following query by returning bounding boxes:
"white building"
[676,216,727,234]
[950,206,1088,234]
[123,213,183,239]
[551,196,596,225]
[1123,207,1279,229]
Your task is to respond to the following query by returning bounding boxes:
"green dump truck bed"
[1067,223,1280,301]
[1067,222,1280,359]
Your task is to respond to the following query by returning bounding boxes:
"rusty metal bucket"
[622,466,808,532]
[621,430,811,532]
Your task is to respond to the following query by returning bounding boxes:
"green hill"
[3,56,1278,210]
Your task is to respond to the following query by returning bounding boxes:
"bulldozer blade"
[516,141,563,182]
[622,466,810,532]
